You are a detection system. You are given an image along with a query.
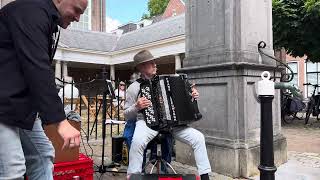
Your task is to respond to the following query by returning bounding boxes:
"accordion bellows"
[139,74,202,131]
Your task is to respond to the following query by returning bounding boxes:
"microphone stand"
[96,76,126,174]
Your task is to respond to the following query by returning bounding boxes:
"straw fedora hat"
[133,50,157,67]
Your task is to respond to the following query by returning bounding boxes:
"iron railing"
[56,77,129,141]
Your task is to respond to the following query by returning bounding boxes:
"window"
[287,62,298,87]
[306,62,320,97]
[172,9,177,17]
[70,0,91,31]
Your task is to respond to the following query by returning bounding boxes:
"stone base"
[175,134,287,178]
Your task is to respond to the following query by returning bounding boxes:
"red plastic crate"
[53,153,94,180]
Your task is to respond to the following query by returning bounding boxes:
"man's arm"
[8,3,65,124]
[124,86,139,120]
[124,83,152,121]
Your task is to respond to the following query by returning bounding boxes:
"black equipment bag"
[289,97,305,113]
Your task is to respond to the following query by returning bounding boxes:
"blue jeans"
[0,119,55,180]
[123,119,136,149]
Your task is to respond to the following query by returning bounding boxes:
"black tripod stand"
[142,133,176,175]
[93,79,126,175]
[98,80,111,173]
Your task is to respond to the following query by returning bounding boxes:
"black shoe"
[201,173,210,180]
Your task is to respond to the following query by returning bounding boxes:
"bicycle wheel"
[283,113,295,124]
[294,112,304,121]
[305,101,313,124]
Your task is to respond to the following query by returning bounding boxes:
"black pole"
[109,80,113,137]
[95,93,98,140]
[258,95,277,180]
[117,79,120,135]
[95,74,99,140]
[79,79,82,116]
[87,78,91,141]
[71,78,74,111]
[90,102,101,136]
[99,87,108,172]
[99,68,108,172]
[62,79,65,107]
[110,93,113,137]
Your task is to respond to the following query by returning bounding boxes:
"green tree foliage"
[142,0,170,19]
[305,0,320,13]
[273,0,320,62]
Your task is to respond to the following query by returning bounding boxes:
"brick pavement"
[282,117,320,153]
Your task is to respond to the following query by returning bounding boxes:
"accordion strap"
[136,78,144,84]
[136,78,144,100]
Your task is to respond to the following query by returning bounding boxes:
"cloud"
[105,16,122,33]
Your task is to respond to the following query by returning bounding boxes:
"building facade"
[55,14,186,83]
[90,0,106,32]
[287,55,320,98]
[69,0,106,32]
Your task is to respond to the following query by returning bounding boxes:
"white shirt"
[58,84,79,99]
[58,84,79,114]
[114,89,125,99]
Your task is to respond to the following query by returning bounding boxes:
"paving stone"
[79,118,320,179]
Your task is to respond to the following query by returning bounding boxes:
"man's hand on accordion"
[135,97,152,110]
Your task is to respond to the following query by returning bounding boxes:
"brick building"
[286,55,320,98]
[86,0,106,31]
[162,0,185,19]
[0,0,106,32]
[275,48,319,99]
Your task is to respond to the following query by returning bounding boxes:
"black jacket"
[0,0,66,130]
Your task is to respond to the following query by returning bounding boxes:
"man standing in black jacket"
[0,0,87,179]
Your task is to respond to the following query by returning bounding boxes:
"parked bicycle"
[281,91,305,124]
[303,83,320,124]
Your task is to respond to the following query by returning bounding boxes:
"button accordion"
[139,74,202,130]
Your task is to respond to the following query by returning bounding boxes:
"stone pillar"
[55,60,62,78]
[55,60,62,85]
[91,0,106,32]
[176,0,287,178]
[62,61,68,79]
[110,65,115,81]
[175,54,182,70]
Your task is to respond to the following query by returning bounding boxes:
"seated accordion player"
[138,74,202,131]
